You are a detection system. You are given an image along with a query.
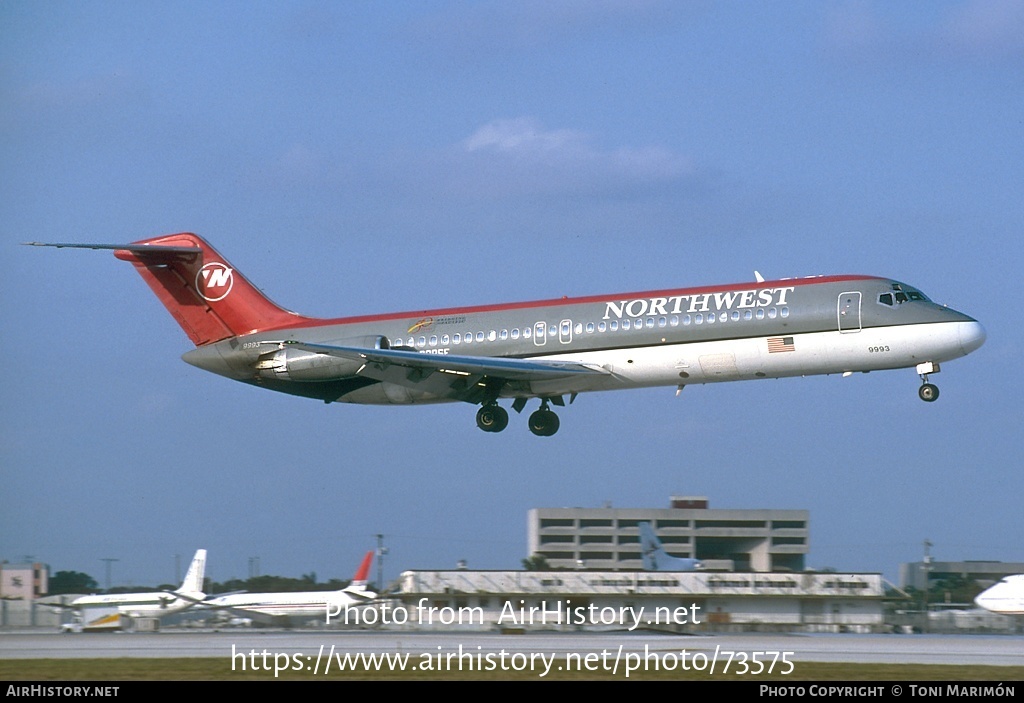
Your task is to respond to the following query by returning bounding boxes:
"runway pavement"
[1,629,1021,667]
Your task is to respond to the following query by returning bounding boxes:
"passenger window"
[488,330,496,342]
[622,319,631,330]
[477,331,485,342]
[512,328,520,340]
[695,314,703,324]
[610,321,618,331]
[586,322,594,333]
[500,330,508,340]
[453,333,461,344]
[768,308,777,319]
[441,334,449,345]
[744,310,752,321]
[598,322,606,332]
[708,312,716,323]
[780,307,789,318]
[429,335,437,346]
[756,309,765,320]
[683,315,691,326]
[731,311,740,321]
[418,336,426,347]
[670,315,678,326]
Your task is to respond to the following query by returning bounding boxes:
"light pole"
[100,558,119,592]
[376,534,388,592]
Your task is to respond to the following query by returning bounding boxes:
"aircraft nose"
[959,320,986,355]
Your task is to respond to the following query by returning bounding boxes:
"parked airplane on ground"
[196,551,376,627]
[52,549,206,631]
[638,522,703,571]
[974,574,1024,616]
[29,233,985,436]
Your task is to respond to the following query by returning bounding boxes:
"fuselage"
[183,274,984,406]
[71,591,200,619]
[205,590,367,618]
[975,575,1024,616]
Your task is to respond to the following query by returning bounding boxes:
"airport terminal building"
[528,496,808,572]
[900,560,1024,590]
[382,568,884,633]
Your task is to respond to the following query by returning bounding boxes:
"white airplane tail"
[178,549,207,596]
[639,522,703,571]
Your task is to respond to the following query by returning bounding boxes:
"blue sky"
[1,1,1021,589]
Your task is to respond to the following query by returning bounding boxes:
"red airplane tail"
[346,551,375,591]
[113,233,310,346]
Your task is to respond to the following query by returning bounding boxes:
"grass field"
[3,658,1022,681]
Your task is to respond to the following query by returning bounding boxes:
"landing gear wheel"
[476,404,509,432]
[528,409,560,437]
[918,383,939,402]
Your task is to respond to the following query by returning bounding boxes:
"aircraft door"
[559,319,573,344]
[837,292,862,333]
[533,321,547,347]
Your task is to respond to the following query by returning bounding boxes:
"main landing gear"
[916,361,940,403]
[527,400,560,437]
[475,398,563,436]
[475,403,509,433]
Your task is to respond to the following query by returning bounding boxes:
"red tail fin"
[114,233,309,346]
[348,551,375,590]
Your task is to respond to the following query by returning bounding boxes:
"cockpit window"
[880,284,929,307]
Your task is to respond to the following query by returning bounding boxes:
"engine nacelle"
[255,336,389,382]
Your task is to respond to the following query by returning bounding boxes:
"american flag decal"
[767,336,795,353]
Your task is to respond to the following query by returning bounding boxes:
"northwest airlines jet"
[30,233,985,436]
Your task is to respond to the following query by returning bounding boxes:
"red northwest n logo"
[196,262,234,302]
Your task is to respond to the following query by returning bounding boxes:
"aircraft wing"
[288,341,611,402]
[35,600,79,612]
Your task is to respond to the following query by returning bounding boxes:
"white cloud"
[459,117,690,193]
[942,0,1024,58]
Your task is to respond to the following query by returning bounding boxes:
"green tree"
[521,554,550,571]
[48,571,99,595]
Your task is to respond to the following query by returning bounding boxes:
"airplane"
[27,233,985,436]
[974,574,1024,616]
[638,522,703,571]
[194,550,375,627]
[51,548,206,631]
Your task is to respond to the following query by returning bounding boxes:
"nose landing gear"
[918,382,939,402]
[916,361,940,402]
